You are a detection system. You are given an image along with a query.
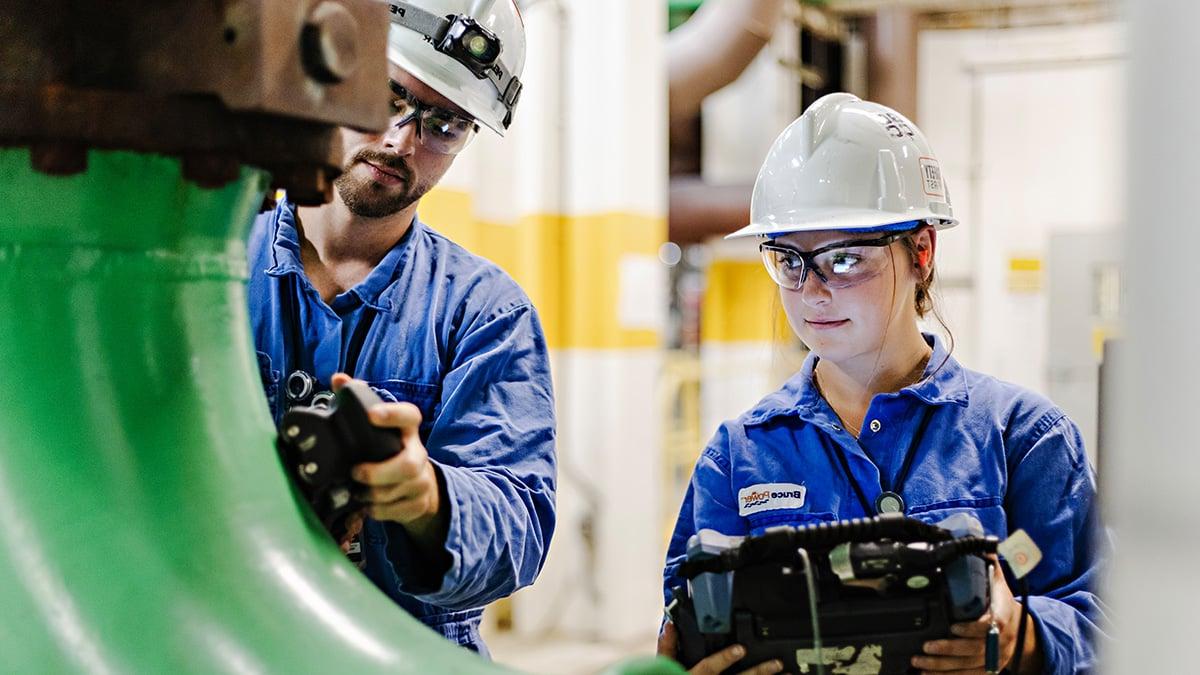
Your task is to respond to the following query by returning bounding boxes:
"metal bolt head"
[302,2,361,85]
[285,425,301,439]
[330,487,351,509]
[303,462,320,476]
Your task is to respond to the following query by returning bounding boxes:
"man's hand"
[331,373,446,550]
[912,560,1042,674]
[657,620,784,675]
[338,511,364,553]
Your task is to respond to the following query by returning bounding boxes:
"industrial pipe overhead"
[667,0,785,244]
[667,0,786,130]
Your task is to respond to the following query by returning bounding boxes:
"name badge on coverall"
[738,483,807,516]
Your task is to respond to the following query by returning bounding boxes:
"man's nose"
[380,116,419,155]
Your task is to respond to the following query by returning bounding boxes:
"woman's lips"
[805,319,849,330]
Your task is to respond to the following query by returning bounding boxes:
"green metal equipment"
[0,148,680,673]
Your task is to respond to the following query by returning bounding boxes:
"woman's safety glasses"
[759,231,910,290]
[388,81,479,155]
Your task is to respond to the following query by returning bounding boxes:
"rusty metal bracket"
[0,0,391,203]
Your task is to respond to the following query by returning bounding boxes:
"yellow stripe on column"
[418,187,483,252]
[701,259,791,344]
[560,211,664,349]
[419,187,665,350]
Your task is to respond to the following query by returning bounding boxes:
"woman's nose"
[797,272,831,307]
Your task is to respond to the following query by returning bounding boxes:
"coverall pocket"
[907,499,1005,537]
[368,378,440,439]
[747,509,837,534]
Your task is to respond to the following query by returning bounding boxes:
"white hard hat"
[728,93,957,239]
[386,0,526,136]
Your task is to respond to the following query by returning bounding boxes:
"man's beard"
[334,150,428,218]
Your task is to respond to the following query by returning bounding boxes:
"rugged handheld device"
[668,514,999,675]
[277,380,402,541]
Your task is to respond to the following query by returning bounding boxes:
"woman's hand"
[912,561,1042,674]
[657,620,784,675]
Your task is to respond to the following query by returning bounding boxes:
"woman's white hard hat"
[728,93,958,239]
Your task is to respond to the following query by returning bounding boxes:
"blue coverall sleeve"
[1006,413,1110,674]
[384,302,557,610]
[662,424,749,606]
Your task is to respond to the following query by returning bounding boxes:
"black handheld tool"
[277,380,402,541]
[669,514,996,675]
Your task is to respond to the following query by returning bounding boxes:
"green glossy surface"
[0,148,676,674]
[0,148,501,671]
[0,147,679,674]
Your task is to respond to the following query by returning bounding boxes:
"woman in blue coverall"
[658,94,1107,674]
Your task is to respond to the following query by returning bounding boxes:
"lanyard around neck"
[828,403,936,516]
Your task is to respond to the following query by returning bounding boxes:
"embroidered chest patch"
[738,483,807,516]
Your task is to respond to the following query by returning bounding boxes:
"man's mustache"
[349,151,413,182]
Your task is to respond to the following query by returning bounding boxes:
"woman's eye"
[829,253,862,274]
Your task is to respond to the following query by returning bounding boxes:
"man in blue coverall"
[247,0,553,655]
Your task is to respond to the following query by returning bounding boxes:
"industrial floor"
[484,627,659,674]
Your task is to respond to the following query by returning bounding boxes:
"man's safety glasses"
[759,232,910,291]
[388,81,479,155]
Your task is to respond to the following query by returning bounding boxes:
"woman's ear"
[912,226,937,281]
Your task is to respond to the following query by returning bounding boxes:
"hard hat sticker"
[878,112,915,139]
[919,157,945,198]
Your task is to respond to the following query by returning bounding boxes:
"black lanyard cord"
[282,280,378,382]
[827,403,936,516]
[828,440,874,516]
[883,404,936,494]
[341,306,378,379]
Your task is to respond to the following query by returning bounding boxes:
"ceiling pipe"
[668,175,753,244]
[668,0,785,244]
[668,0,786,130]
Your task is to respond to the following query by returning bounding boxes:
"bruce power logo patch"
[738,483,807,516]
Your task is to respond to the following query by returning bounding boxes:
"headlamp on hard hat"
[388,2,523,128]
[439,17,501,76]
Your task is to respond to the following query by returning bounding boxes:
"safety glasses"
[759,232,910,290]
[387,81,479,155]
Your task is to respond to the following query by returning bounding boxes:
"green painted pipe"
[0,149,682,674]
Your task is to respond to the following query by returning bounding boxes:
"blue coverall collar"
[264,200,418,314]
[743,333,969,429]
